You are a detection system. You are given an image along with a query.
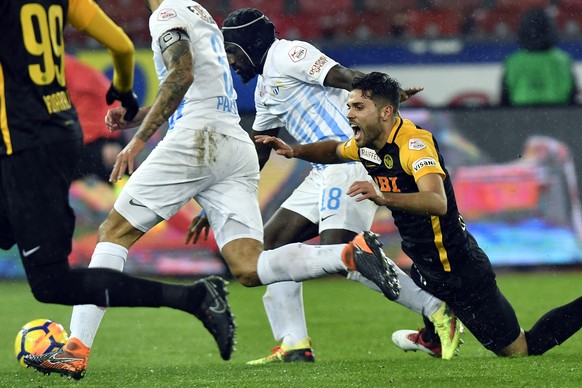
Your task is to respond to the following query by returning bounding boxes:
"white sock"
[256,243,346,284]
[347,263,442,317]
[263,282,308,347]
[69,242,127,348]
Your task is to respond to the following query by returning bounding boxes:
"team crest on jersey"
[359,147,381,164]
[187,4,215,24]
[288,46,307,62]
[158,8,177,21]
[412,157,437,172]
[308,56,329,78]
[384,155,393,169]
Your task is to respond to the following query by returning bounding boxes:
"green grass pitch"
[1,272,581,387]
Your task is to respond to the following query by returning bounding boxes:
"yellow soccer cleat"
[247,338,315,365]
[429,303,463,360]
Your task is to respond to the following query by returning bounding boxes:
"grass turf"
[1,271,581,387]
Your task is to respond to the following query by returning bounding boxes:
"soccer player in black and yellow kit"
[256,71,581,357]
[0,0,234,380]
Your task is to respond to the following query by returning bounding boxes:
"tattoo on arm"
[135,38,194,142]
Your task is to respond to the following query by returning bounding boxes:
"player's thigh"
[264,207,318,248]
[1,141,81,267]
[195,138,264,251]
[319,163,377,234]
[455,286,522,353]
[280,168,322,226]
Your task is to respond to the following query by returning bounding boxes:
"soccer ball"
[14,319,68,366]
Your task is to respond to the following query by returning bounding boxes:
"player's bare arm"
[348,173,447,215]
[324,65,365,90]
[255,136,345,164]
[110,30,194,182]
[324,65,422,102]
[253,127,282,170]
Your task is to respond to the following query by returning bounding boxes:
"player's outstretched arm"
[324,65,423,102]
[252,127,283,170]
[255,136,345,164]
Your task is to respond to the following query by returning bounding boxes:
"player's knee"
[29,277,64,304]
[229,267,261,287]
[24,262,69,304]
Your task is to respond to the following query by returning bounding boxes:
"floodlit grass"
[1,272,581,387]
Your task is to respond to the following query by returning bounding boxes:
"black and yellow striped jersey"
[0,0,131,156]
[1,0,81,155]
[339,117,472,275]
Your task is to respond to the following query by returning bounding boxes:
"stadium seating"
[61,0,582,47]
[405,9,463,38]
[229,0,286,16]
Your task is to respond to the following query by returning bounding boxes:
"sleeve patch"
[308,55,329,78]
[412,157,438,172]
[408,138,426,150]
[158,8,177,21]
[288,46,307,62]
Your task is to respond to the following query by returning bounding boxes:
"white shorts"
[115,127,263,250]
[281,163,378,233]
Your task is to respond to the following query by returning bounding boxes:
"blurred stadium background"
[2,0,582,279]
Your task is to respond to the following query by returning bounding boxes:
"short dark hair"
[351,72,401,111]
[518,8,557,51]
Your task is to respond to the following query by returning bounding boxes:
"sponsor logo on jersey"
[308,56,329,78]
[271,86,279,95]
[359,147,381,164]
[288,46,307,62]
[412,157,438,172]
[158,8,177,21]
[187,4,215,24]
[408,138,426,150]
[384,155,393,169]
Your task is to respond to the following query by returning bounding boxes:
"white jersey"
[253,39,353,146]
[149,0,250,143]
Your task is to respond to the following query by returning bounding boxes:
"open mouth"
[351,124,362,141]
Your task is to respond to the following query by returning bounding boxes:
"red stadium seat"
[343,11,392,40]
[405,9,462,38]
[229,0,286,16]
[268,13,323,41]
[298,0,354,16]
[475,8,522,36]
[100,0,151,45]
[557,3,582,36]
[495,0,550,12]
[363,0,417,13]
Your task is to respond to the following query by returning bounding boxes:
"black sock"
[525,296,582,355]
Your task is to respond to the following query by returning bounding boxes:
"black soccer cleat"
[192,276,236,361]
[348,231,400,300]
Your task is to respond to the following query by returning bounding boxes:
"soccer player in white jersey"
[23,1,400,380]
[189,8,461,364]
